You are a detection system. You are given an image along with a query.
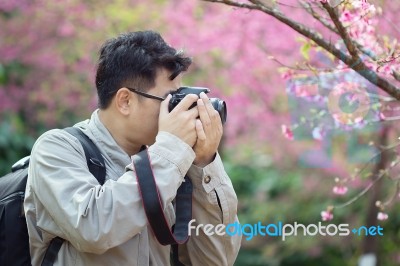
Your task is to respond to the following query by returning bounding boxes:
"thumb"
[159,94,172,118]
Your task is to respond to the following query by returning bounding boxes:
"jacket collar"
[76,109,131,173]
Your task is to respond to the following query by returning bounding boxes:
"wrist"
[193,153,216,168]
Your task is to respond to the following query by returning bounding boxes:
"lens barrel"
[210,98,227,124]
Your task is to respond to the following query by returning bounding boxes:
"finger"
[187,105,199,119]
[172,94,199,112]
[211,109,223,127]
[195,119,206,141]
[200,92,215,113]
[159,94,172,118]
[197,98,211,129]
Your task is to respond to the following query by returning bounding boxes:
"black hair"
[95,31,192,109]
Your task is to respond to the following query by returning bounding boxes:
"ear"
[114,88,133,115]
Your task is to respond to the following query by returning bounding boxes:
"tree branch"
[382,181,400,207]
[315,2,400,82]
[202,0,400,100]
[300,1,378,61]
[301,1,338,34]
[321,2,361,65]
[394,71,400,82]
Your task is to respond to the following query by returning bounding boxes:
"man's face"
[130,68,182,144]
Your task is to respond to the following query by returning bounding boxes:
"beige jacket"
[24,110,241,266]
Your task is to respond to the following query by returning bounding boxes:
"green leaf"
[300,42,311,61]
[0,63,6,85]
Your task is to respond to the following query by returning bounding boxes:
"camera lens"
[210,98,227,124]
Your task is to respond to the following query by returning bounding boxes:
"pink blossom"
[321,211,333,221]
[366,25,375,34]
[379,112,386,121]
[312,127,326,141]
[281,69,294,80]
[294,84,318,98]
[340,11,354,23]
[333,185,348,195]
[354,117,364,124]
[377,212,388,221]
[281,125,294,141]
[352,0,371,11]
[332,113,341,123]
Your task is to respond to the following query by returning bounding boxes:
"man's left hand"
[193,92,223,168]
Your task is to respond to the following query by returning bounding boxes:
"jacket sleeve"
[177,153,242,266]
[27,129,194,254]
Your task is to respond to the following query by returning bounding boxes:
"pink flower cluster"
[281,125,294,140]
[321,210,333,221]
[333,185,348,195]
[377,212,388,221]
[338,0,400,77]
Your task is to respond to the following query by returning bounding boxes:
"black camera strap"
[132,148,193,246]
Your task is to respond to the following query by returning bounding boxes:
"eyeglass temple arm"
[126,87,165,101]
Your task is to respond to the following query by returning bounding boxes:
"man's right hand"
[158,94,199,147]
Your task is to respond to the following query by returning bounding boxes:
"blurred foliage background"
[1,0,400,265]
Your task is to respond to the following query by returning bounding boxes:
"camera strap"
[132,148,193,246]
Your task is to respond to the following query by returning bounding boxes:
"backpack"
[0,127,106,266]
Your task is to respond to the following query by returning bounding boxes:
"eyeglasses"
[125,87,165,101]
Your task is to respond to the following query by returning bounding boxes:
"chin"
[147,140,156,145]
[144,136,157,146]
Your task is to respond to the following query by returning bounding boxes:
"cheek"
[139,101,161,131]
[147,105,161,131]
[154,105,162,120]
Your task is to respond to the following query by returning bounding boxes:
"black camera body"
[168,87,227,124]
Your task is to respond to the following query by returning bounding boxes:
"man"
[24,31,241,266]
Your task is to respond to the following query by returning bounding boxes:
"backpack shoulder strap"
[64,126,106,185]
[41,127,106,266]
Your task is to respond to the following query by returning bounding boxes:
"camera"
[168,86,227,124]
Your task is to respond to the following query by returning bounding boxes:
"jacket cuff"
[187,153,227,193]
[146,131,195,177]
